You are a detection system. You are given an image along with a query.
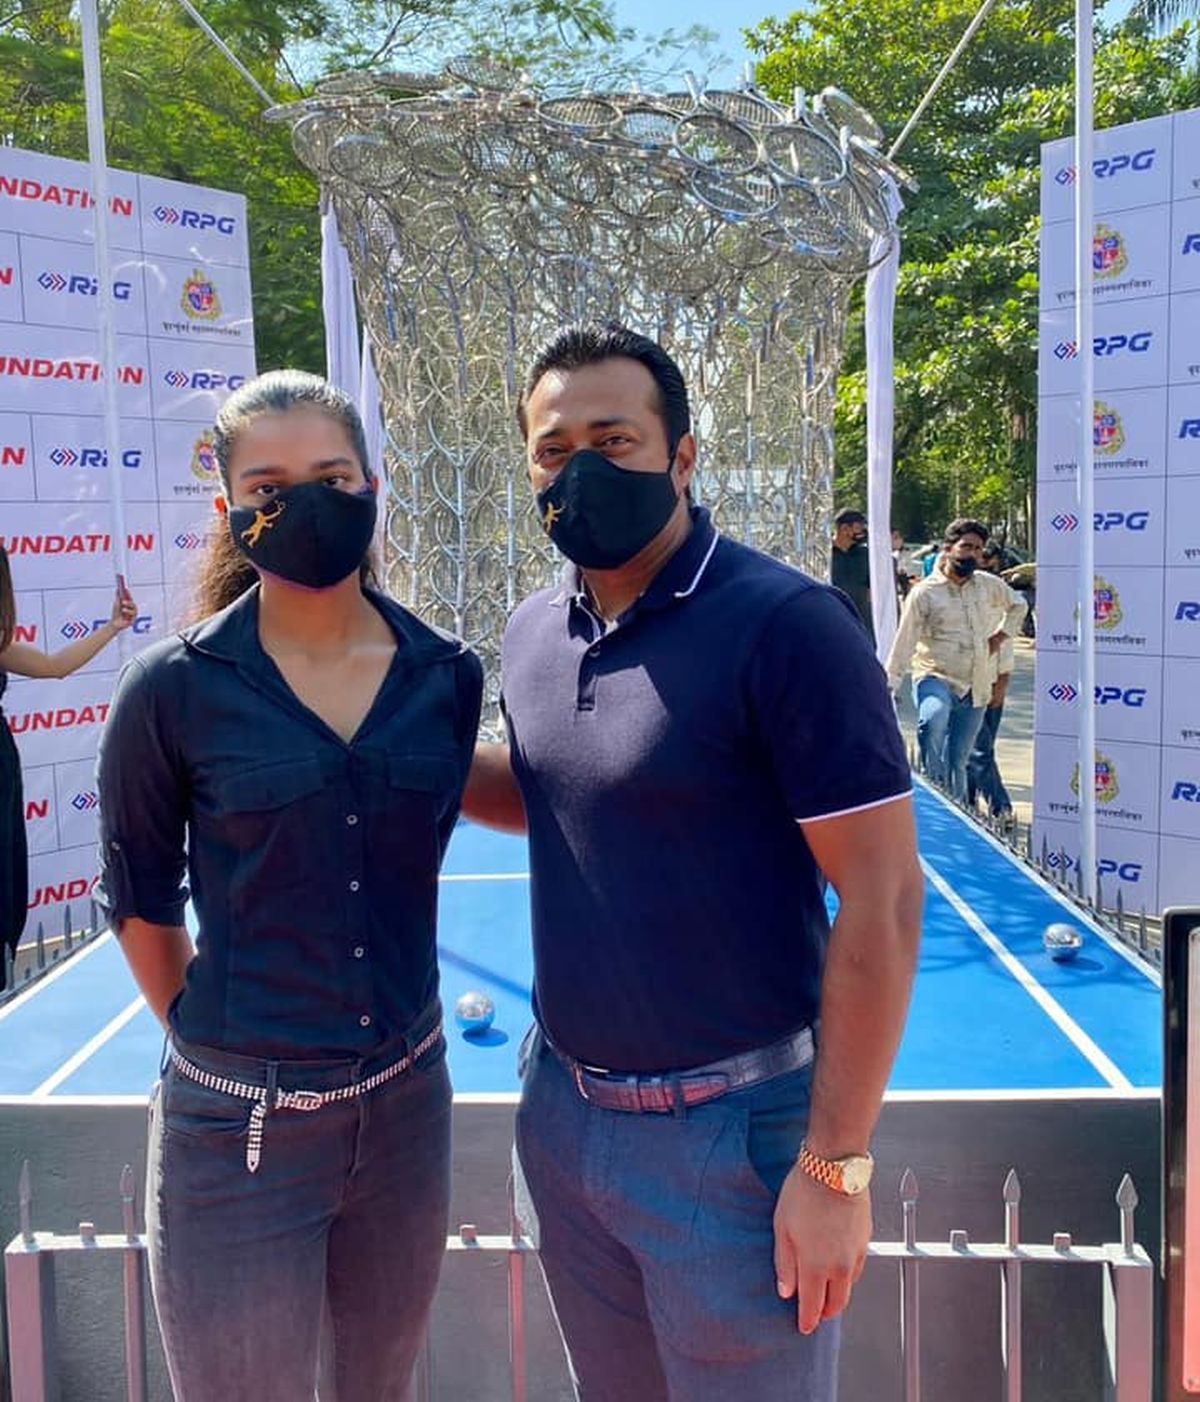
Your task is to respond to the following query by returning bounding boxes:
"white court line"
[921,856,1133,1091]
[916,777,1161,987]
[30,994,146,1097]
[0,928,115,1022]
[440,872,529,882]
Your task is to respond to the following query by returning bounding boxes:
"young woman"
[97,371,482,1402]
[0,549,136,953]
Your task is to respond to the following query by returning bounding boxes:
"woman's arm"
[117,919,194,1028]
[1,586,137,679]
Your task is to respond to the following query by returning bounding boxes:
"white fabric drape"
[320,204,385,546]
[865,179,904,663]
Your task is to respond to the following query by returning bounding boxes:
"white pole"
[79,0,130,604]
[1074,0,1097,905]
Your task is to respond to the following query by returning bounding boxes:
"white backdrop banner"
[1,147,254,942]
[1037,109,1200,917]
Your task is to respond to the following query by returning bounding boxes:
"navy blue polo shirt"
[96,586,482,1059]
[502,506,911,1073]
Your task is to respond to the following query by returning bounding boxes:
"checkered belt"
[168,1022,443,1174]
[552,1024,814,1114]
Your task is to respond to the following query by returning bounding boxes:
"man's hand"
[988,672,1011,709]
[773,1165,871,1334]
[987,630,1007,656]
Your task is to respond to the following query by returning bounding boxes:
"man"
[886,519,1027,803]
[829,507,873,641]
[966,543,1026,825]
[466,323,923,1401]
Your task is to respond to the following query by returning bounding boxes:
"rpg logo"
[1052,513,1078,533]
[1095,685,1146,707]
[1098,858,1143,883]
[1055,166,1078,187]
[1094,578,1123,631]
[1094,510,1149,532]
[1172,781,1200,803]
[181,269,221,322]
[1054,341,1079,361]
[62,615,152,639]
[71,791,98,813]
[1094,402,1124,456]
[153,205,236,235]
[1093,226,1128,280]
[1072,753,1120,805]
[49,446,142,470]
[164,370,246,391]
[1180,420,1200,439]
[1093,332,1152,356]
[174,532,203,550]
[1183,233,1200,256]
[37,271,131,300]
[1176,601,1200,621]
[191,432,219,483]
[1047,682,1078,703]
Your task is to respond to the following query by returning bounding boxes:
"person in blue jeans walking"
[886,519,1026,803]
[465,324,924,1401]
[966,543,1026,823]
[96,372,482,1402]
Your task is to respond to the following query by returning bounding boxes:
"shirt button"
[110,840,121,851]
[359,1014,371,1027]
[353,946,365,959]
[349,880,360,892]
[346,814,359,826]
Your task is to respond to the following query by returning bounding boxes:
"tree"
[749,2,1199,542]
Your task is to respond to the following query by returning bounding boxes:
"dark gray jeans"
[146,1028,451,1402]
[514,1030,840,1402]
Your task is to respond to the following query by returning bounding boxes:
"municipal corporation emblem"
[181,269,221,322]
[1071,753,1121,805]
[1093,576,1123,631]
[191,431,218,483]
[1093,226,1128,281]
[1093,402,1125,457]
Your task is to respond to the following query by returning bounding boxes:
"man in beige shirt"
[886,519,1028,801]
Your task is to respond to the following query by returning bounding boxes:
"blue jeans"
[914,676,985,801]
[514,1030,839,1401]
[967,705,1012,816]
[146,1022,451,1402]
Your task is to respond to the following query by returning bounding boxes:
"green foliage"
[750,1,1199,542]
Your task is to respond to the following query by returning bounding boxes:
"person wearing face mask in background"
[464,324,923,1402]
[829,508,873,643]
[886,518,1027,802]
[95,371,482,1402]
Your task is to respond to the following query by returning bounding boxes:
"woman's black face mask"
[228,480,376,589]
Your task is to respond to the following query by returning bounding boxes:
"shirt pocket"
[211,755,327,857]
[378,751,460,870]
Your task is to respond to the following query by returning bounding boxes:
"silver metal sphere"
[455,990,496,1035]
[1043,923,1084,962]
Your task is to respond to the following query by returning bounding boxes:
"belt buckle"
[288,1090,324,1112]
[572,1063,591,1103]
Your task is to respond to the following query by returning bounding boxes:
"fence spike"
[1040,832,1049,871]
[1115,885,1125,934]
[1053,1232,1072,1252]
[949,1229,969,1252]
[62,903,71,943]
[900,1167,919,1250]
[35,920,46,971]
[1138,908,1147,952]
[1003,1169,1021,1250]
[1116,1174,1138,1255]
[1024,822,1033,863]
[18,1158,33,1244]
[1074,855,1084,899]
[91,897,100,934]
[1095,872,1105,916]
[120,1164,137,1242]
[3,942,12,994]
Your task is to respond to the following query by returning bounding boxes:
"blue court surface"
[0,780,1161,1101]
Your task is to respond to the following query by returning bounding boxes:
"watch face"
[841,1156,873,1195]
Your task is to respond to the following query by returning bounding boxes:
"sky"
[610,0,1143,89]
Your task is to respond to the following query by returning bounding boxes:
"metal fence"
[4,1158,1152,1402]
[1,904,105,1010]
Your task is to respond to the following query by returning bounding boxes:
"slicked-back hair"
[212,370,374,491]
[517,323,691,456]
[943,517,989,547]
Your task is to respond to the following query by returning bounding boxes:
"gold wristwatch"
[796,1142,874,1197]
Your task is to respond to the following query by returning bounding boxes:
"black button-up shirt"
[96,586,482,1059]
